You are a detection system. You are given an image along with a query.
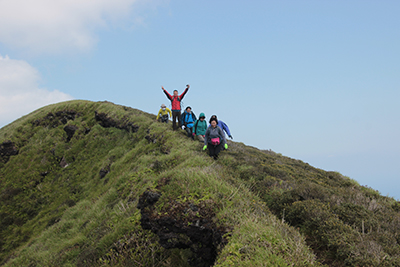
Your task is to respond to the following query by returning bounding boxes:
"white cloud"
[0,55,73,126]
[0,0,157,54]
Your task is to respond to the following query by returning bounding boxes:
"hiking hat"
[161,104,166,108]
[211,115,217,120]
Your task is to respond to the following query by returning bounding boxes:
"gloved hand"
[229,135,233,139]
[224,144,228,149]
[203,145,207,151]
[192,133,195,136]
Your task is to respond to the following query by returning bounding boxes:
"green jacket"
[193,113,207,136]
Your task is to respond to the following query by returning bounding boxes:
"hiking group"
[158,84,232,160]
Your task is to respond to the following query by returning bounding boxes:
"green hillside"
[0,100,399,267]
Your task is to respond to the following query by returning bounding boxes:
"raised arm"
[162,86,172,100]
[179,84,190,99]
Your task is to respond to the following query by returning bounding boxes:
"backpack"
[171,96,181,102]
[182,112,196,126]
[193,120,199,135]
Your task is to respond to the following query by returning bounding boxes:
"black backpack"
[193,120,199,134]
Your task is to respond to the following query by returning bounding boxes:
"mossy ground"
[0,100,398,266]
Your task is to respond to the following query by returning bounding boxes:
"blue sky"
[0,1,399,199]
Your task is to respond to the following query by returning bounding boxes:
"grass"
[218,140,400,266]
[1,100,399,266]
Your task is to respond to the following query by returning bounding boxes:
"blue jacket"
[209,120,231,137]
[181,111,197,128]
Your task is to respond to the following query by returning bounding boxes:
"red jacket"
[163,88,189,111]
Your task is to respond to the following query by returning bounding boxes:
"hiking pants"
[185,127,194,139]
[161,115,169,123]
[172,110,181,130]
[208,143,223,160]
[197,135,205,143]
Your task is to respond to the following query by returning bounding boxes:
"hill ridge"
[0,100,399,267]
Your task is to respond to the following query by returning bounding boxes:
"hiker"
[156,104,172,123]
[203,117,228,160]
[193,113,207,142]
[162,84,190,130]
[209,115,233,139]
[181,106,197,139]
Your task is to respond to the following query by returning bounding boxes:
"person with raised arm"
[162,84,190,130]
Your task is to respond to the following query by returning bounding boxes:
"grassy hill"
[0,100,399,267]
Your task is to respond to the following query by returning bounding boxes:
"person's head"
[173,90,178,96]
[185,106,192,113]
[199,113,205,121]
[161,104,166,111]
[210,117,218,127]
[209,116,218,124]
